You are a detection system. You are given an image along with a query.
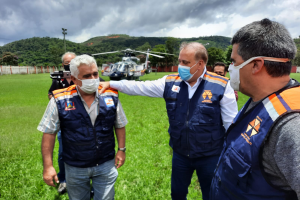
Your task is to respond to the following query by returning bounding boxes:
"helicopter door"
[127,65,133,76]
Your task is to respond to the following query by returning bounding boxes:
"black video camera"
[50,71,71,89]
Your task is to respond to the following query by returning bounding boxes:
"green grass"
[1,72,300,199]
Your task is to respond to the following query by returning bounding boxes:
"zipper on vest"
[186,99,190,157]
[86,125,90,137]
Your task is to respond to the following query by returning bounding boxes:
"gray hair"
[70,54,97,78]
[61,52,76,62]
[231,18,297,77]
[180,42,208,64]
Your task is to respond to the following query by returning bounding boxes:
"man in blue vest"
[38,54,128,200]
[210,18,300,200]
[99,42,238,200]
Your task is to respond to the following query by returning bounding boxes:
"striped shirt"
[37,86,128,134]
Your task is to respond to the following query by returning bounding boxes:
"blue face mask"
[178,63,198,81]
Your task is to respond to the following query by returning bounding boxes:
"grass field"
[1,72,300,200]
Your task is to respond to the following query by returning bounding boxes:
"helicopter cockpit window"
[124,65,129,72]
[118,64,126,72]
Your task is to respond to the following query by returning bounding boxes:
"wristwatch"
[118,147,126,152]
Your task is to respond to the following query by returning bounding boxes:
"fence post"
[10,66,12,74]
[34,66,36,74]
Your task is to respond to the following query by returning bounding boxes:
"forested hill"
[81,34,231,50]
[0,35,231,66]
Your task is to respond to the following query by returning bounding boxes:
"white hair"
[70,54,97,78]
[61,52,76,62]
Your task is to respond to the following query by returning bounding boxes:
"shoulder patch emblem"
[172,85,180,93]
[65,101,76,111]
[104,97,115,107]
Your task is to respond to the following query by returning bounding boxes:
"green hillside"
[0,35,231,67]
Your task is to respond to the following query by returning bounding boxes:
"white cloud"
[0,0,299,45]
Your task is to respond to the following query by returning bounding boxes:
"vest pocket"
[101,115,115,135]
[166,103,177,120]
[221,147,251,192]
[199,106,216,124]
[64,141,94,161]
[169,120,181,148]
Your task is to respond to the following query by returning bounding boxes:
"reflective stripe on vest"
[164,72,228,158]
[210,86,300,200]
[54,85,119,168]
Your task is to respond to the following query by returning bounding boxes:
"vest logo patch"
[65,101,76,111]
[172,85,180,93]
[104,97,114,107]
[241,116,262,145]
[202,90,213,103]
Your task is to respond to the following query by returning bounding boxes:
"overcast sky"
[0,0,299,46]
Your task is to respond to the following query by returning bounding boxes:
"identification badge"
[172,85,180,93]
[104,97,115,107]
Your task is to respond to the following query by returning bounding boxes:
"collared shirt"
[110,67,238,130]
[37,86,128,134]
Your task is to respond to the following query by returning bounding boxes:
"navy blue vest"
[163,72,229,158]
[210,84,300,200]
[53,85,119,168]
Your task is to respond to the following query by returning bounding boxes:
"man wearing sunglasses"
[210,18,300,200]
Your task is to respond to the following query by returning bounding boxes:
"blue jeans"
[57,130,66,183]
[65,159,118,200]
[171,151,220,200]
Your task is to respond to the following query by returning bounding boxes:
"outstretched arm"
[99,75,168,98]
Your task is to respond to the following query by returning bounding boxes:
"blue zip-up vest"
[163,72,229,158]
[53,85,119,168]
[210,83,300,200]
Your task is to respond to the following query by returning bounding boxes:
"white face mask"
[229,56,290,91]
[77,78,100,94]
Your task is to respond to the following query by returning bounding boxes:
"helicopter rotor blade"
[149,51,175,56]
[132,50,165,58]
[92,51,120,56]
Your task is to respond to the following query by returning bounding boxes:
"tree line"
[0,35,299,68]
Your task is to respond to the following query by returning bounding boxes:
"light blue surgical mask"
[178,63,198,81]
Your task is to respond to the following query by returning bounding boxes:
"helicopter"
[92,48,174,80]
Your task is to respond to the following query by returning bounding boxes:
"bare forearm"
[41,133,56,169]
[115,127,126,148]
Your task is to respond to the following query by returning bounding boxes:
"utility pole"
[62,28,67,53]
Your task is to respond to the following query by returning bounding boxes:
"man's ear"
[252,58,264,75]
[197,60,205,69]
[71,75,76,83]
